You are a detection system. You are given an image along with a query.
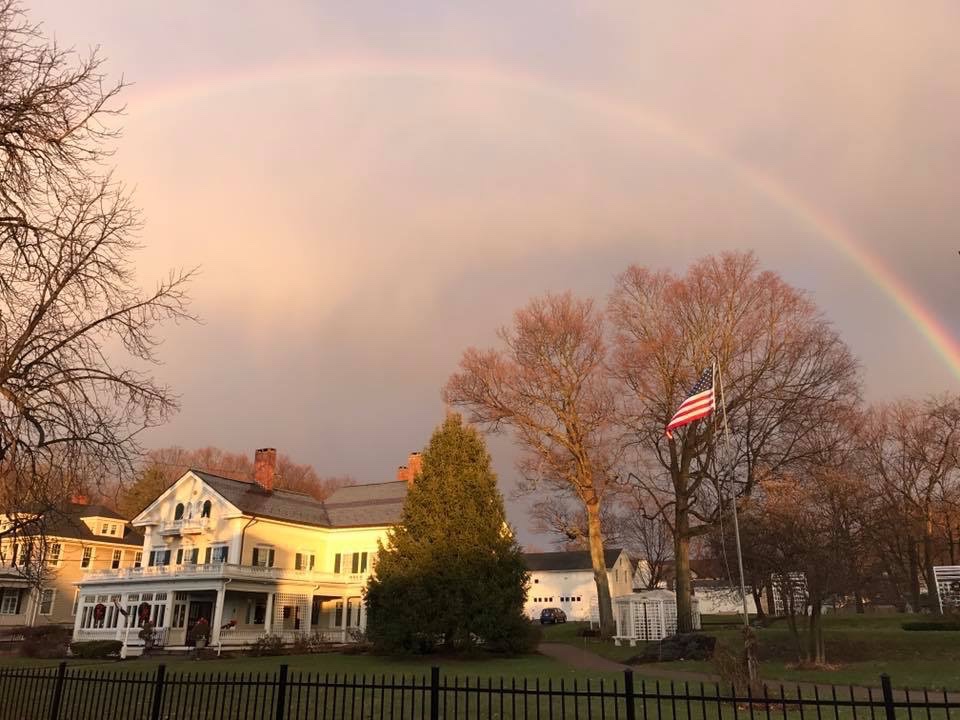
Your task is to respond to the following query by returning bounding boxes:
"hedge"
[70,640,123,658]
[901,621,960,632]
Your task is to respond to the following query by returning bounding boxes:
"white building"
[523,549,634,621]
[72,448,415,653]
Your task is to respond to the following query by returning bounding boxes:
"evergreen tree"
[365,414,532,654]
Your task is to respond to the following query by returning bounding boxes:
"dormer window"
[174,503,184,521]
[201,500,212,519]
[100,523,109,534]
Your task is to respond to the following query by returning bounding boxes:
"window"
[111,550,122,569]
[174,503,184,521]
[38,589,55,615]
[351,553,360,574]
[148,549,170,567]
[360,552,368,573]
[252,547,275,567]
[109,524,118,536]
[134,551,143,568]
[295,552,315,571]
[101,523,109,534]
[0,589,20,615]
[47,543,62,566]
[176,547,198,565]
[201,500,212,518]
[205,545,228,564]
[334,600,343,627]
[333,553,341,574]
[80,547,94,569]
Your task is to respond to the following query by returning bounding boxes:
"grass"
[542,615,960,691]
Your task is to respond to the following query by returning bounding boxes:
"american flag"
[665,367,716,439]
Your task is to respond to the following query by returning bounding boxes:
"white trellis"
[613,590,700,645]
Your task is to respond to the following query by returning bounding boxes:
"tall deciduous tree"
[365,415,530,654]
[444,293,620,637]
[0,2,193,512]
[861,395,960,612]
[608,252,860,630]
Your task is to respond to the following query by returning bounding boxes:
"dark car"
[539,607,567,624]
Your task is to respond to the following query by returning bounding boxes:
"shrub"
[21,626,71,658]
[484,614,542,655]
[902,621,960,631]
[70,640,123,659]
[246,634,284,656]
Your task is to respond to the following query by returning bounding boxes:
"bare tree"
[861,395,960,612]
[444,293,621,637]
[0,2,194,516]
[608,252,860,631]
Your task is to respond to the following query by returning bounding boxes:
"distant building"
[0,499,143,628]
[523,548,634,621]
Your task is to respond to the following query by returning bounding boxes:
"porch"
[0,574,33,628]
[74,571,366,653]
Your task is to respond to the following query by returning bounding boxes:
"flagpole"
[715,362,751,631]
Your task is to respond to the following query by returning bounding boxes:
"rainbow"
[128,55,960,380]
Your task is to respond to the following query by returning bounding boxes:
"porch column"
[163,591,176,631]
[302,595,312,636]
[264,592,274,634]
[340,595,349,641]
[211,582,226,646]
[358,598,366,632]
[72,594,85,641]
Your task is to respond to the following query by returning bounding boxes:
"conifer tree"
[365,414,532,654]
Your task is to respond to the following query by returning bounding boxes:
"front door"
[186,601,213,645]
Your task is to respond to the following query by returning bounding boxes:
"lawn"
[542,615,960,691]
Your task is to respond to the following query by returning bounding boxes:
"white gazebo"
[613,589,701,645]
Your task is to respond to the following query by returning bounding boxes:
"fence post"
[47,662,67,720]
[430,666,440,720]
[150,664,166,720]
[275,664,289,720]
[624,669,636,720]
[880,674,896,720]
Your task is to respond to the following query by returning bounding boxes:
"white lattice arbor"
[613,590,700,645]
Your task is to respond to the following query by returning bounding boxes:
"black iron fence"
[0,663,956,720]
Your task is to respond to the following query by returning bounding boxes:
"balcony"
[158,517,211,536]
[83,563,369,587]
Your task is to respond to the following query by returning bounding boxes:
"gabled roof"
[1,502,143,547]
[188,470,407,529]
[523,548,625,572]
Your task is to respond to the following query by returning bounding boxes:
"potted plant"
[191,617,211,649]
[138,621,156,653]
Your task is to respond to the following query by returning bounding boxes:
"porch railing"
[83,563,367,585]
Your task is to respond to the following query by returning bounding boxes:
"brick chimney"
[406,452,423,480]
[254,448,277,492]
[394,452,423,486]
[70,494,89,506]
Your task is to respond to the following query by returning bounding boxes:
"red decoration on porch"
[93,603,106,622]
[137,601,152,623]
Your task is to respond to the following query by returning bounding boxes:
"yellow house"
[0,500,144,629]
[72,449,411,652]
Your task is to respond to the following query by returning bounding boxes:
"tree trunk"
[751,584,766,622]
[854,589,864,614]
[923,518,940,615]
[785,604,802,662]
[586,501,615,638]
[674,503,694,633]
[765,583,776,617]
[808,597,824,665]
[908,542,921,612]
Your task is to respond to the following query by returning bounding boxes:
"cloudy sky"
[29,1,960,545]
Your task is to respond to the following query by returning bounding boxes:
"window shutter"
[360,552,368,573]
[309,555,315,570]
[148,551,155,567]
[268,549,275,568]
[295,553,302,570]
[222,547,229,564]
[334,553,341,574]
[204,547,211,564]
[351,553,360,574]
[176,549,183,565]
[15,589,23,614]
[252,548,260,567]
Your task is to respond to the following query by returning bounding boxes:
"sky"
[27,1,960,546]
